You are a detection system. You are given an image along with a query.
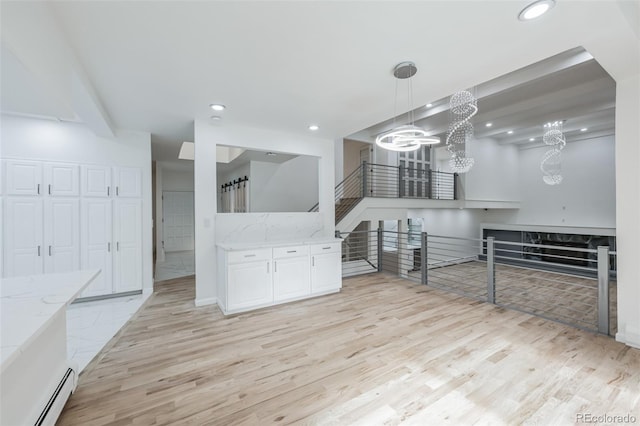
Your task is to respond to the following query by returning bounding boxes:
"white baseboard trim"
[616,327,640,349]
[195,297,217,307]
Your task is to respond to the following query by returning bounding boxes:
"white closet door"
[81,165,112,197]
[44,163,79,196]
[44,198,80,274]
[3,197,43,277]
[80,199,113,297]
[114,167,142,198]
[162,191,194,252]
[113,199,142,292]
[5,160,42,196]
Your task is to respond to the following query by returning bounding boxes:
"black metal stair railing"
[309,161,458,222]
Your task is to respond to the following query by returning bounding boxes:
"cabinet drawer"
[227,248,271,264]
[273,245,309,259]
[310,242,341,255]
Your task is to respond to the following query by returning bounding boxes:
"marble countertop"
[217,237,342,251]
[1,269,100,372]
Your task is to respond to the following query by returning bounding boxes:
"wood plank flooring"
[409,261,617,334]
[58,274,640,425]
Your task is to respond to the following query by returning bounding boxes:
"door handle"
[117,242,120,251]
[48,184,51,195]
[116,186,119,196]
[312,256,315,267]
[108,242,111,252]
[37,184,40,195]
[267,262,269,273]
[274,261,277,272]
[107,186,110,196]
[37,245,41,256]
[49,245,52,256]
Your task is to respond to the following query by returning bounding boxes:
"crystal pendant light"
[375,62,440,152]
[540,121,566,185]
[446,90,477,173]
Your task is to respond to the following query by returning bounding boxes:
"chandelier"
[375,62,440,152]
[446,90,477,173]
[540,121,566,185]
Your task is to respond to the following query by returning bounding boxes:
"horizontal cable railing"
[309,161,459,219]
[337,229,617,336]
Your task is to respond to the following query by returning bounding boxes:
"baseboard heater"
[34,368,76,426]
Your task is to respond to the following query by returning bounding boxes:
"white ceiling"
[349,47,616,148]
[1,1,638,167]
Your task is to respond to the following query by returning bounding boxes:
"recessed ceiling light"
[210,104,226,111]
[580,128,588,132]
[518,0,555,21]
[266,152,277,156]
[210,115,222,120]
[426,103,433,108]
[529,137,535,141]
[308,124,319,131]
[507,130,514,134]
[486,122,493,127]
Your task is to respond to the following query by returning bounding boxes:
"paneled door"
[113,199,142,293]
[3,197,44,277]
[81,165,112,197]
[162,191,194,252]
[43,198,80,273]
[80,199,113,297]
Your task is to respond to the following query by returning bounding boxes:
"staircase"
[310,161,458,231]
[335,197,362,223]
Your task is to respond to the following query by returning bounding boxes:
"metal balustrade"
[337,229,617,335]
[309,161,458,223]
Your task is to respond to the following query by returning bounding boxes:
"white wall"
[465,138,520,202]
[485,135,616,229]
[162,169,194,192]
[250,156,318,212]
[194,120,335,306]
[408,208,484,240]
[614,73,640,348]
[0,114,154,293]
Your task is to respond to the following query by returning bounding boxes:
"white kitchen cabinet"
[113,199,142,293]
[273,246,311,302]
[5,160,42,195]
[3,197,44,277]
[80,199,113,297]
[228,258,273,311]
[114,167,142,198]
[43,198,80,274]
[5,160,79,197]
[3,197,80,277]
[310,243,342,294]
[217,240,341,315]
[81,165,112,197]
[43,163,79,196]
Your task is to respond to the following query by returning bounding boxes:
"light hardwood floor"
[58,274,640,425]
[419,261,617,334]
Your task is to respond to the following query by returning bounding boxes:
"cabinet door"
[5,160,42,196]
[113,199,142,293]
[43,198,80,274]
[44,163,79,196]
[81,165,112,197]
[3,197,43,277]
[80,199,113,297]
[227,260,273,311]
[311,252,342,294]
[273,256,311,301]
[114,167,142,198]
